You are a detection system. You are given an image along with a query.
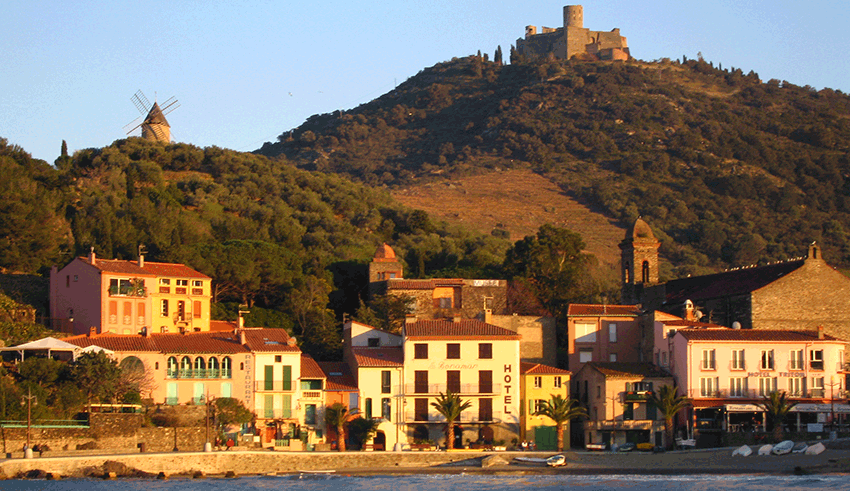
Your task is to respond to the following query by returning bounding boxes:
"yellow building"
[520,362,571,450]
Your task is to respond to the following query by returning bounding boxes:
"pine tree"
[494,45,503,65]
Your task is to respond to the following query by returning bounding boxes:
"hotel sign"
[747,371,805,378]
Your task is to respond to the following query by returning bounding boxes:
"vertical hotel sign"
[504,364,513,415]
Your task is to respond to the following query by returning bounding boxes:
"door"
[534,426,557,451]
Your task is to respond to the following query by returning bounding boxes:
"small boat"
[772,440,794,455]
[585,443,607,451]
[514,457,550,464]
[792,442,808,454]
[732,445,752,457]
[546,454,567,467]
[757,444,773,455]
[618,443,636,452]
[805,442,826,455]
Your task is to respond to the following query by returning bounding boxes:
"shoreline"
[2,446,850,479]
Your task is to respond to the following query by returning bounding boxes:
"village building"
[565,304,642,373]
[520,362,571,450]
[317,361,358,450]
[574,362,672,448]
[49,250,212,335]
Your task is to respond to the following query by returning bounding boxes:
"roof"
[521,362,571,375]
[61,328,299,354]
[404,319,520,340]
[372,243,397,261]
[675,328,842,343]
[78,256,210,279]
[241,329,299,352]
[568,304,640,317]
[6,337,81,351]
[210,320,238,332]
[585,362,671,379]
[386,278,465,290]
[144,102,170,126]
[623,218,658,243]
[661,260,804,304]
[300,354,325,379]
[318,362,358,392]
[351,347,404,367]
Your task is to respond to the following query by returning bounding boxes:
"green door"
[534,426,558,451]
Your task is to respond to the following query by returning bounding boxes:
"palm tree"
[649,385,691,450]
[431,391,472,449]
[533,394,587,451]
[324,402,349,451]
[758,391,797,442]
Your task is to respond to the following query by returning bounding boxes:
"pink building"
[566,304,642,373]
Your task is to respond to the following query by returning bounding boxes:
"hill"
[257,55,850,277]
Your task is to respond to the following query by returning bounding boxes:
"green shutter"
[264,365,274,390]
[283,365,292,391]
[282,394,292,418]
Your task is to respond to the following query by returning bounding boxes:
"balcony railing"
[689,388,832,399]
[261,408,294,419]
[624,391,653,401]
[302,391,322,399]
[405,410,502,423]
[166,369,231,379]
[165,397,179,406]
[255,381,295,392]
[406,383,501,395]
[108,285,147,297]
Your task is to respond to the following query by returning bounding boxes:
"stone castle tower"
[517,5,630,62]
[368,243,403,298]
[619,218,660,305]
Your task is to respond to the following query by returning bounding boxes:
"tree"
[214,397,254,431]
[69,351,121,410]
[758,391,797,442]
[354,293,415,333]
[649,385,691,450]
[494,45,503,65]
[347,416,380,450]
[533,394,587,451]
[325,402,349,451]
[431,391,472,449]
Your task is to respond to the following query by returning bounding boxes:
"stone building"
[516,5,630,62]
[619,218,660,305]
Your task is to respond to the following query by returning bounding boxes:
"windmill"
[124,90,180,143]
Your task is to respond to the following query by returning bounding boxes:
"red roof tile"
[661,260,804,304]
[404,319,520,340]
[318,362,358,392]
[62,328,300,354]
[521,362,571,375]
[386,278,465,290]
[79,257,210,279]
[241,329,300,352]
[62,334,158,351]
[676,329,842,342]
[586,362,672,379]
[567,304,640,317]
[301,354,325,379]
[210,320,238,332]
[351,347,404,367]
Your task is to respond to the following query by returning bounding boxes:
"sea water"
[2,474,850,491]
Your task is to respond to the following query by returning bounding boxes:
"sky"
[2,1,849,164]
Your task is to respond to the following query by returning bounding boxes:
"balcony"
[255,381,296,392]
[688,388,833,399]
[108,285,147,297]
[261,408,294,419]
[405,410,502,424]
[624,391,653,401]
[406,383,501,395]
[166,369,231,379]
[302,391,322,399]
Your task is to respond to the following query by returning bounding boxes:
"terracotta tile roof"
[521,362,571,375]
[301,354,325,379]
[79,257,210,279]
[567,304,640,317]
[661,260,804,304]
[351,347,404,367]
[63,331,247,354]
[210,320,238,332]
[660,319,724,328]
[404,319,520,340]
[386,278,465,290]
[241,328,300,352]
[318,362,359,392]
[62,334,158,351]
[586,362,671,379]
[675,328,841,342]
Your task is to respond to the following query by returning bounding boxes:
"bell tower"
[619,218,660,304]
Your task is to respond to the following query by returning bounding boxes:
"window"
[596,385,601,399]
[579,349,593,363]
[788,377,804,396]
[760,350,775,370]
[553,376,562,388]
[437,297,452,309]
[478,343,492,359]
[608,323,617,343]
[700,377,719,397]
[532,399,546,414]
[364,398,372,418]
[282,365,292,391]
[305,404,317,425]
[609,353,618,362]
[160,279,171,285]
[274,355,282,363]
[478,398,493,421]
[731,349,745,370]
[729,377,747,397]
[759,377,777,396]
[414,344,428,359]
[479,370,492,393]
[661,351,668,367]
[301,379,322,390]
[533,376,542,389]
[382,398,391,420]
[810,350,824,370]
[623,402,634,421]
[575,322,597,343]
[702,349,716,370]
[414,371,429,393]
[367,337,380,347]
[193,301,201,319]
[177,301,186,321]
[414,398,428,421]
[447,370,461,393]
[811,377,825,397]
[446,343,460,359]
[160,299,169,317]
[790,349,803,370]
[381,370,391,393]
[177,279,188,286]
[192,280,203,287]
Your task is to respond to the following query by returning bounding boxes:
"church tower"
[368,243,403,299]
[619,218,660,305]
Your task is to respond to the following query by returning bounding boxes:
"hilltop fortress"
[516,5,630,62]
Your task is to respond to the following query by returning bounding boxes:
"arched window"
[222,357,232,379]
[641,260,650,283]
[180,356,192,378]
[208,357,220,378]
[194,357,207,378]
[167,356,178,378]
[623,262,630,283]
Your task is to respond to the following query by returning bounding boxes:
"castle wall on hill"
[517,5,629,62]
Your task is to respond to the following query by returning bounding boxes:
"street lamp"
[202,391,216,452]
[20,388,37,459]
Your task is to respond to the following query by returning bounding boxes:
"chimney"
[287,337,297,347]
[142,326,151,338]
[405,315,417,324]
[684,300,695,321]
[452,314,462,323]
[238,315,245,329]
[89,247,96,266]
[818,325,824,340]
[138,253,144,268]
[88,326,96,337]
[239,329,247,345]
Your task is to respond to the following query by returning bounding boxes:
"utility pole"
[21,388,37,458]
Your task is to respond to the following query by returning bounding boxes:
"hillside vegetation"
[258,55,850,277]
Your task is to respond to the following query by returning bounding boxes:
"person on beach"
[226,438,234,450]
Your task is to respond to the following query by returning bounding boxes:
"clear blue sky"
[2,1,848,164]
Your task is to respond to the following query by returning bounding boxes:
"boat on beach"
[792,442,808,454]
[771,440,794,455]
[757,444,773,455]
[546,455,567,467]
[731,445,752,457]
